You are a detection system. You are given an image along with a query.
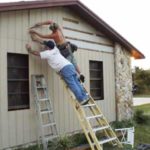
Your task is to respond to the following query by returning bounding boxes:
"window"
[89,60,104,100]
[7,53,29,111]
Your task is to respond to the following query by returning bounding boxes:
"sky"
[0,0,150,70]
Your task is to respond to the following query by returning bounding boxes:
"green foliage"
[48,136,73,150]
[48,133,88,149]
[134,110,150,124]
[70,133,88,147]
[111,119,134,129]
[133,67,150,95]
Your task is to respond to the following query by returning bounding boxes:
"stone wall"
[114,43,133,121]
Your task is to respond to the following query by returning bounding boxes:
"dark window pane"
[8,68,29,79]
[8,94,29,110]
[8,53,28,67]
[7,53,29,111]
[90,80,101,89]
[90,71,101,78]
[89,60,104,100]
[90,61,101,70]
[8,81,29,93]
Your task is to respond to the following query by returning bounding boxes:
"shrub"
[111,119,135,129]
[48,136,73,150]
[70,133,88,147]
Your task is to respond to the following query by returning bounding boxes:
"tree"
[132,67,150,95]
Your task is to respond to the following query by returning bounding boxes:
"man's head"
[43,40,55,50]
[49,23,59,31]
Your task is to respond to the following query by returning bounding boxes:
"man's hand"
[29,29,37,34]
[26,44,32,53]
[25,44,40,56]
[80,74,85,83]
[30,34,38,42]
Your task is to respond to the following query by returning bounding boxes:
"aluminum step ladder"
[61,78,123,150]
[31,75,58,150]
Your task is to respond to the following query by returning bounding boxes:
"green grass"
[134,94,150,98]
[104,104,150,150]
[104,144,133,150]
[134,104,150,115]
[134,104,150,147]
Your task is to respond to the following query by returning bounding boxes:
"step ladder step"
[82,103,96,108]
[39,98,49,102]
[43,122,56,128]
[93,125,110,132]
[41,109,53,114]
[36,86,47,89]
[86,114,103,120]
[45,135,58,142]
[99,137,117,145]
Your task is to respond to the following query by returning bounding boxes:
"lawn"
[134,104,150,147]
[104,104,150,150]
[134,94,150,98]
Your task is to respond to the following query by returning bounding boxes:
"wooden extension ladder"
[61,78,123,150]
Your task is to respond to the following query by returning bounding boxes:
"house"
[0,0,144,149]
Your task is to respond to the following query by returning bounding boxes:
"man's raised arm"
[29,29,55,39]
[30,20,53,29]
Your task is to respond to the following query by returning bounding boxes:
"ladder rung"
[86,114,103,120]
[82,103,96,108]
[43,122,56,128]
[41,110,53,114]
[93,125,109,132]
[99,137,117,144]
[35,75,43,78]
[37,86,47,89]
[45,135,58,141]
[39,98,49,102]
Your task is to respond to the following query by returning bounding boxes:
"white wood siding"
[0,7,116,149]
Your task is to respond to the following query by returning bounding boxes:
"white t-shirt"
[40,47,71,72]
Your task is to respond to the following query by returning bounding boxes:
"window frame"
[7,53,30,111]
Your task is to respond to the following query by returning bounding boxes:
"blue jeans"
[60,65,88,102]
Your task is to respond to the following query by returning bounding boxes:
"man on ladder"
[26,39,89,105]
